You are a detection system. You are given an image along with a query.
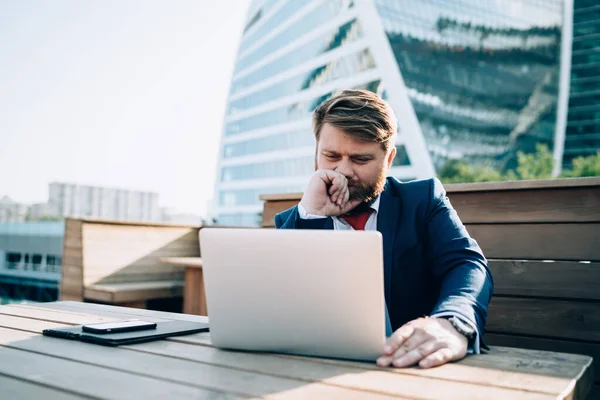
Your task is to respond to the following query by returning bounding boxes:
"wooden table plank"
[0,309,403,399]
[0,313,72,333]
[0,326,400,400]
[30,300,209,323]
[5,302,594,399]
[0,323,552,400]
[3,303,580,400]
[0,304,118,325]
[0,375,87,400]
[0,346,237,399]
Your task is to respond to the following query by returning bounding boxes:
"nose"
[335,158,353,179]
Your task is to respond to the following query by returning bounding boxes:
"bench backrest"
[260,177,600,390]
[60,218,200,301]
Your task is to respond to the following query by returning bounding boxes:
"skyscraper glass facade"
[564,0,600,166]
[213,0,593,226]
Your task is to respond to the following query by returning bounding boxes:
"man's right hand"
[300,169,362,217]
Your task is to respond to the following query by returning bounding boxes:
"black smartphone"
[81,319,157,334]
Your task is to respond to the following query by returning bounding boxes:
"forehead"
[318,123,382,154]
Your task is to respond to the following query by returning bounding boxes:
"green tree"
[438,159,503,184]
[513,143,554,180]
[562,151,600,178]
[438,144,599,184]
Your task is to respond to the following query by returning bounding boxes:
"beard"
[348,170,387,203]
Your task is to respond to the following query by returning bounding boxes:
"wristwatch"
[443,316,476,341]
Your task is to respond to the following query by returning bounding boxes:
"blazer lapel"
[377,179,401,304]
[324,217,334,230]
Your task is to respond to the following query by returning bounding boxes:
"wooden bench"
[60,218,201,310]
[261,177,600,399]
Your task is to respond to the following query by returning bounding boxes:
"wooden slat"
[0,313,70,333]
[20,303,592,400]
[30,300,209,323]
[0,315,560,400]
[0,375,86,400]
[444,177,600,193]
[60,219,83,301]
[0,345,235,399]
[449,186,600,223]
[169,332,591,397]
[75,217,201,229]
[467,223,600,261]
[184,267,207,315]
[487,297,600,342]
[260,193,304,201]
[0,305,117,325]
[84,281,183,303]
[0,327,402,400]
[485,333,600,384]
[262,200,299,227]
[489,260,600,300]
[160,257,203,268]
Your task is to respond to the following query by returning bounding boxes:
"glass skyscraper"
[564,0,600,166]
[213,0,581,226]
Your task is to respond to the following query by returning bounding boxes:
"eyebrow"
[321,150,375,158]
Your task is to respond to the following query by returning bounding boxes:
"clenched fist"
[300,169,363,217]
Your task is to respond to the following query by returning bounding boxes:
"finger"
[382,324,414,355]
[339,197,362,214]
[376,355,393,368]
[391,331,430,360]
[338,186,349,207]
[418,348,455,369]
[393,340,445,368]
[328,184,338,197]
[329,187,340,204]
[318,169,341,185]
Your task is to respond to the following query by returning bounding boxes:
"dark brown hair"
[312,89,397,152]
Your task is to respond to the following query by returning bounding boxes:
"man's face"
[316,123,396,202]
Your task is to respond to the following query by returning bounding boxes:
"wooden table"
[0,301,593,399]
[160,257,206,315]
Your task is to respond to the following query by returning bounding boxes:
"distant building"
[27,202,58,221]
[160,207,204,225]
[0,222,64,303]
[0,196,28,223]
[563,0,600,167]
[48,182,160,222]
[213,0,594,226]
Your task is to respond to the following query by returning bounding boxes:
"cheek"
[317,156,333,169]
[356,164,380,182]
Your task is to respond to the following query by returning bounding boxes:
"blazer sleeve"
[425,178,494,347]
[275,206,332,230]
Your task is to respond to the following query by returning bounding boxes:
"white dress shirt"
[297,196,480,353]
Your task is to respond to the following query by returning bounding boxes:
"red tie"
[340,210,372,231]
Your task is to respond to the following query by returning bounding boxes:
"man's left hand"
[376,317,468,369]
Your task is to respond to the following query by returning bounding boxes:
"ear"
[386,146,397,170]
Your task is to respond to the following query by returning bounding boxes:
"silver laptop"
[199,228,386,361]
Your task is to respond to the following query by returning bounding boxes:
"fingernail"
[383,344,392,354]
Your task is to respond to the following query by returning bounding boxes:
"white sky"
[0,0,251,217]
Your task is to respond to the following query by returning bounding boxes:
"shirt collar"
[370,195,381,214]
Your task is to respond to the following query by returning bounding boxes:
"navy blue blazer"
[275,177,493,348]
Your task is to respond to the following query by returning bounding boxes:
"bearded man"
[275,89,493,369]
